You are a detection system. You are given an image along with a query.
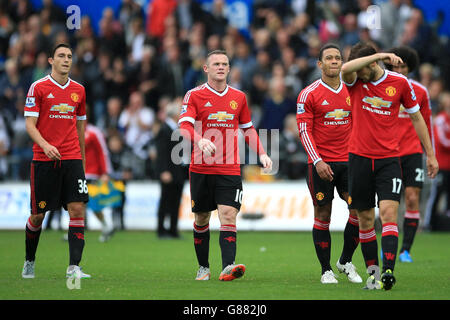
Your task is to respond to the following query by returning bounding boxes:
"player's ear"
[48,57,53,66]
[317,59,322,70]
[203,63,208,73]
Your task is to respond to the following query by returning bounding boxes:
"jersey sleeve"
[296,90,322,165]
[178,89,198,125]
[238,96,253,129]
[77,88,87,121]
[24,82,41,118]
[419,87,434,149]
[401,79,420,113]
[94,129,112,175]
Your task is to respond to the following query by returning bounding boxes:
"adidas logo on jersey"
[47,93,55,98]
[204,101,212,107]
[321,100,329,105]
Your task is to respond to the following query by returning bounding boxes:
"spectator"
[258,76,295,131]
[158,42,187,98]
[98,7,127,59]
[128,16,146,64]
[118,91,154,178]
[0,58,29,122]
[146,0,177,39]
[0,114,10,180]
[340,13,359,48]
[154,101,187,238]
[429,78,444,115]
[277,114,308,180]
[134,45,160,110]
[107,131,134,230]
[100,96,124,137]
[232,41,258,90]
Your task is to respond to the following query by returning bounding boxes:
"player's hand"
[315,160,334,182]
[160,171,173,184]
[379,53,403,66]
[426,155,439,179]
[259,154,272,174]
[198,138,216,157]
[100,174,109,183]
[43,143,61,160]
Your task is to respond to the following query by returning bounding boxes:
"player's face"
[319,48,342,78]
[357,65,376,83]
[204,54,230,83]
[392,63,409,76]
[49,47,72,75]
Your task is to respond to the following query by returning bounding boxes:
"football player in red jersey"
[179,50,272,281]
[425,93,450,231]
[341,42,438,290]
[384,46,433,263]
[296,43,362,284]
[22,44,90,279]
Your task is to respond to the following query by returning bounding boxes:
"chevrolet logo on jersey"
[208,112,234,122]
[50,104,75,113]
[325,109,350,120]
[362,97,392,109]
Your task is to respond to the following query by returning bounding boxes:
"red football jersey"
[397,79,433,156]
[85,124,112,179]
[433,111,450,171]
[296,79,352,164]
[344,70,419,158]
[24,75,87,161]
[178,83,253,175]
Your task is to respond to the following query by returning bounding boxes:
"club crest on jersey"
[50,104,75,113]
[325,109,350,120]
[297,103,305,114]
[385,86,396,97]
[71,93,79,102]
[230,100,238,110]
[346,96,351,106]
[362,96,392,109]
[208,111,234,122]
[25,97,35,108]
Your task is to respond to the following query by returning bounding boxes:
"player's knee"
[356,209,375,229]
[380,207,397,223]
[219,206,238,224]
[314,203,332,221]
[405,189,420,209]
[30,213,45,226]
[195,212,211,226]
[67,202,86,219]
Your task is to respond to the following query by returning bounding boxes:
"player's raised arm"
[341,49,403,85]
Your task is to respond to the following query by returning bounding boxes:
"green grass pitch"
[1,230,450,300]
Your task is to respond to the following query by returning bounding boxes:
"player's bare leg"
[194,212,211,280]
[400,187,421,262]
[66,202,90,279]
[22,213,45,278]
[218,205,245,281]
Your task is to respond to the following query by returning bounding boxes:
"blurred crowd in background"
[0,0,449,182]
